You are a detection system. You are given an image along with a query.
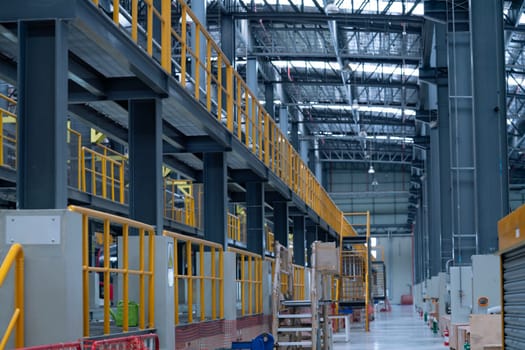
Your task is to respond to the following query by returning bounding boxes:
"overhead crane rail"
[88,0,356,238]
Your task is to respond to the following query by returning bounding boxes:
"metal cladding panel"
[502,245,525,350]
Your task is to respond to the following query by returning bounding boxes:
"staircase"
[272,242,334,350]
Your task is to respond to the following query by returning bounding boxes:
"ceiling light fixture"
[368,165,375,174]
[371,178,379,186]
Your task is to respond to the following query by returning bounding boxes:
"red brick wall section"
[175,316,271,350]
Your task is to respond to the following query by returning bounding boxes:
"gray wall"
[378,236,413,304]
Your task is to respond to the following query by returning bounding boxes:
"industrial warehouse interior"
[0,0,523,349]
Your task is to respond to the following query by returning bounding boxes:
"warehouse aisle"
[333,305,445,350]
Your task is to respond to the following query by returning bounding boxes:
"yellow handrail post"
[131,0,138,42]
[240,254,245,316]
[211,247,217,320]
[173,238,179,325]
[199,244,205,321]
[180,5,187,84]
[82,214,89,337]
[122,224,129,332]
[147,3,153,55]
[206,42,212,113]
[226,66,234,131]
[103,219,111,335]
[148,232,155,329]
[112,0,119,24]
[0,243,24,349]
[139,228,145,329]
[161,0,172,74]
[194,25,201,101]
[219,248,224,319]
[186,241,193,323]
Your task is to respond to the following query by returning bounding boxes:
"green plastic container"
[110,300,138,327]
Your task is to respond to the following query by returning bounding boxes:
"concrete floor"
[333,305,446,350]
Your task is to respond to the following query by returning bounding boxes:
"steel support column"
[279,106,288,137]
[448,29,476,265]
[434,23,453,270]
[273,201,289,247]
[246,182,264,256]
[306,224,317,267]
[204,152,228,247]
[292,216,305,266]
[470,0,509,253]
[17,20,68,209]
[265,82,274,119]
[129,99,163,231]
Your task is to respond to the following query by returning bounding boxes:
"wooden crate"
[440,315,451,335]
[483,346,501,350]
[470,314,502,350]
[457,325,470,349]
[450,323,469,350]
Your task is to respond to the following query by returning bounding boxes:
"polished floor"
[333,305,446,350]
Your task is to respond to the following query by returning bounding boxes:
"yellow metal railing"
[266,230,275,254]
[67,128,83,191]
[92,0,357,240]
[229,247,263,317]
[164,230,224,325]
[68,205,155,337]
[0,244,24,350]
[227,212,242,242]
[0,93,17,170]
[293,264,305,300]
[163,179,199,228]
[81,146,126,204]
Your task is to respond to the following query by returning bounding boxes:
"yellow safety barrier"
[0,243,24,350]
[0,93,17,170]
[163,179,199,228]
[293,264,306,300]
[227,212,242,243]
[266,230,275,254]
[164,230,224,324]
[81,147,126,204]
[67,128,83,191]
[68,205,155,337]
[229,247,263,317]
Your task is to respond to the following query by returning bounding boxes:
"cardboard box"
[470,314,502,350]
[450,323,469,350]
[457,325,470,349]
[314,241,339,273]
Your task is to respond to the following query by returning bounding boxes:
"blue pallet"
[231,333,274,350]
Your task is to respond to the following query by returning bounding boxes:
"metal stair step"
[277,341,313,347]
[278,313,312,318]
[278,327,312,332]
[281,300,311,306]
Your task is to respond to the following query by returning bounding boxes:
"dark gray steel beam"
[273,201,289,247]
[305,224,317,267]
[292,215,305,266]
[471,0,509,254]
[0,53,16,84]
[129,99,163,232]
[247,182,265,256]
[225,12,423,33]
[257,52,420,65]
[230,169,267,184]
[18,20,68,209]
[75,0,169,95]
[69,104,128,144]
[0,0,76,21]
[204,152,228,248]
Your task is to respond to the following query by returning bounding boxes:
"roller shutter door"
[502,245,525,349]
